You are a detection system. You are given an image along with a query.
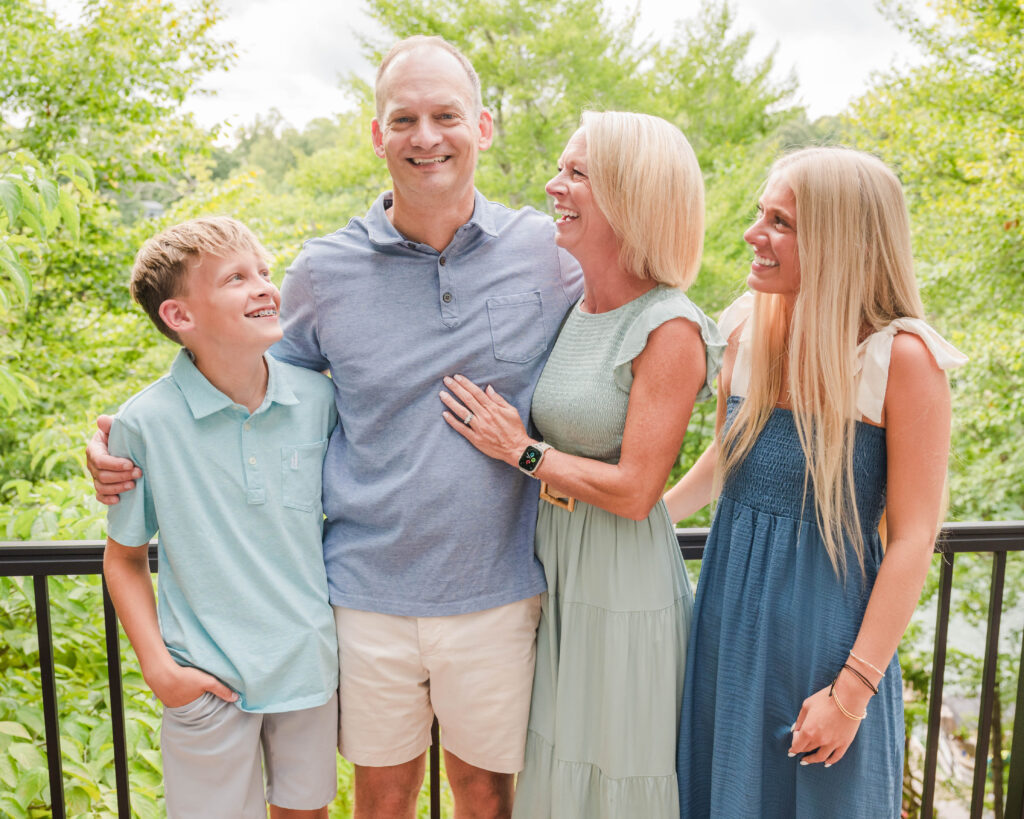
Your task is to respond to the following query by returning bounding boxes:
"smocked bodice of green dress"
[530,284,723,463]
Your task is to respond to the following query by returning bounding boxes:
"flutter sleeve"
[613,292,726,401]
[855,318,969,424]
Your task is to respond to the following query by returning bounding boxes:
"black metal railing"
[2,520,1023,818]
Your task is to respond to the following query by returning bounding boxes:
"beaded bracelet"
[849,650,885,678]
[829,675,867,721]
[841,663,879,695]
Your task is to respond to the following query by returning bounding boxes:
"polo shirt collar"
[170,348,299,419]
[364,189,499,247]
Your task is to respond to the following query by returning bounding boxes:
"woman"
[439,111,723,817]
[667,146,967,817]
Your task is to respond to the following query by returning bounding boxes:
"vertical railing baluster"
[1004,613,1024,819]
[971,551,1007,818]
[33,574,66,819]
[430,717,441,818]
[102,576,132,818]
[922,553,955,817]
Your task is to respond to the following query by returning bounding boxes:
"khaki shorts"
[335,595,541,773]
[161,691,338,818]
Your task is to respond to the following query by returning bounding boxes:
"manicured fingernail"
[443,376,452,384]
[787,752,795,758]
[800,760,810,766]
[791,723,798,732]
[824,763,832,768]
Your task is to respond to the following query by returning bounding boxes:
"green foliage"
[848,0,1024,522]
[0,150,94,422]
[0,0,234,193]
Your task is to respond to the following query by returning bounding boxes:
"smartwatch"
[518,442,552,476]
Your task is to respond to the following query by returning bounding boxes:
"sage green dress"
[512,285,724,819]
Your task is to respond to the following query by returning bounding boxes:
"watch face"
[519,445,543,472]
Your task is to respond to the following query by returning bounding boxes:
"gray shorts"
[161,691,338,818]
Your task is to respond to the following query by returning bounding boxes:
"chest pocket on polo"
[486,291,545,363]
[281,440,327,512]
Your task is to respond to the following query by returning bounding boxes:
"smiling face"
[371,45,493,211]
[743,174,801,301]
[162,251,282,355]
[544,129,618,263]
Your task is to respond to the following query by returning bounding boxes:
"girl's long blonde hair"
[720,147,926,576]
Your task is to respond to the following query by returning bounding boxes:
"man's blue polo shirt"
[106,350,339,713]
[273,190,582,617]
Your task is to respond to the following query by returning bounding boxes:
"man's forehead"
[382,92,470,116]
[378,46,476,112]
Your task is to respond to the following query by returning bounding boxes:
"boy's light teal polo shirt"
[106,349,339,713]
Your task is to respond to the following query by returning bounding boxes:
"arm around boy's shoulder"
[106,409,156,550]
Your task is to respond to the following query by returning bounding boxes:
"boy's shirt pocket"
[281,440,327,512]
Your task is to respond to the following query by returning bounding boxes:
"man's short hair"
[374,35,483,120]
[130,216,269,344]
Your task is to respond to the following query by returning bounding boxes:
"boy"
[103,217,339,819]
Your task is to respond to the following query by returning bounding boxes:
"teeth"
[410,157,447,165]
[754,255,778,267]
[248,309,278,318]
[555,206,579,219]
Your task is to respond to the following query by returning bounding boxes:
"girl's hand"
[788,675,870,767]
[440,374,532,465]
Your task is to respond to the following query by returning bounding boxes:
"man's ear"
[477,109,494,152]
[158,298,193,334]
[371,119,386,159]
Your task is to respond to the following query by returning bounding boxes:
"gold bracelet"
[829,682,867,721]
[849,650,886,678]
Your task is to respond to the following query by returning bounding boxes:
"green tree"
[0,0,236,488]
[0,0,234,193]
[0,152,94,413]
[848,0,1024,522]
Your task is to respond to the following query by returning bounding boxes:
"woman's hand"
[440,374,533,466]
[789,672,871,767]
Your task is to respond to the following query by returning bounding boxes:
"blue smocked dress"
[676,294,967,818]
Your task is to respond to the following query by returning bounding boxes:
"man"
[89,35,581,819]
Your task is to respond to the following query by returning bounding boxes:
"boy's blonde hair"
[581,110,704,289]
[720,146,926,577]
[130,216,270,344]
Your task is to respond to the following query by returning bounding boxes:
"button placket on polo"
[438,249,459,327]
[239,409,266,505]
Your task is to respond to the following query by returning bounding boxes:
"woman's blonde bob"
[581,111,704,290]
[720,146,927,576]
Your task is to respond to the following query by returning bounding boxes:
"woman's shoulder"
[855,318,967,424]
[611,285,725,398]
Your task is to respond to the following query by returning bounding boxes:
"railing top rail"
[2,520,1022,573]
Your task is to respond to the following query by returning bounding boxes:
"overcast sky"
[50,0,924,133]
